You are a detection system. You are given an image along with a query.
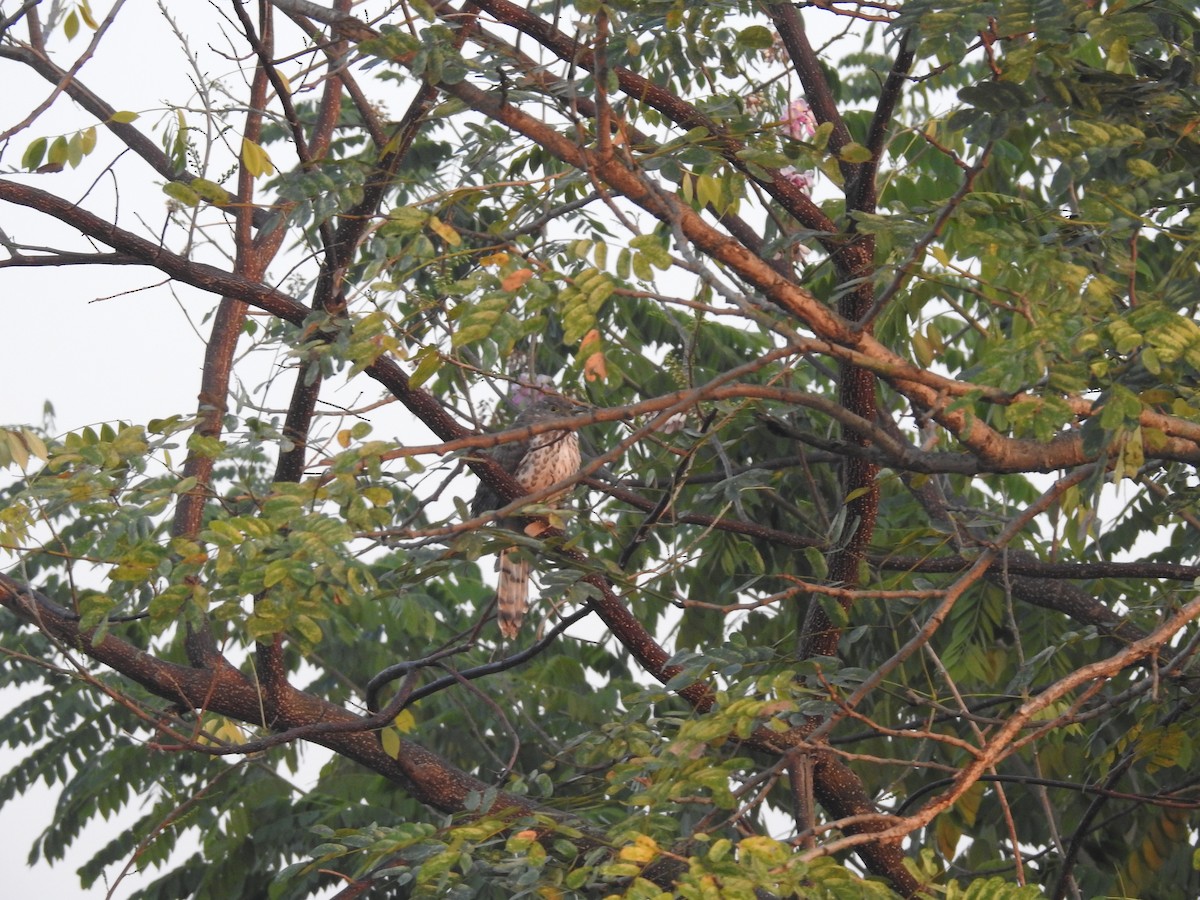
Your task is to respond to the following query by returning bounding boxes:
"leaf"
[108,110,140,123]
[388,205,429,231]
[408,347,441,388]
[294,614,324,645]
[501,268,534,291]
[21,137,47,170]
[393,709,416,733]
[629,234,672,269]
[5,431,29,470]
[48,136,69,166]
[838,142,873,163]
[580,328,608,382]
[428,214,462,246]
[618,835,658,863]
[912,331,934,367]
[735,25,774,50]
[163,181,201,207]
[190,178,232,205]
[66,133,84,168]
[451,295,509,347]
[380,727,402,759]
[696,174,721,212]
[263,559,290,588]
[241,137,275,177]
[78,1,98,28]
[18,429,48,462]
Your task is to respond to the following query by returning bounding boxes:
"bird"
[471,394,581,637]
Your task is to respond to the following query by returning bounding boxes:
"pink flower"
[783,98,816,141]
[777,99,817,198]
[780,167,815,193]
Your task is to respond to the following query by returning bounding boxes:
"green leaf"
[47,135,69,166]
[735,25,773,50]
[189,178,232,205]
[838,142,873,163]
[387,205,429,232]
[408,347,441,388]
[629,234,671,269]
[21,137,47,170]
[162,181,199,206]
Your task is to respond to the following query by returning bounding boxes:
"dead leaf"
[501,268,534,291]
[581,328,607,381]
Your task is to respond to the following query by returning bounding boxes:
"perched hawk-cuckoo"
[471,395,581,637]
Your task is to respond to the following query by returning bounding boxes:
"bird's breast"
[515,430,580,499]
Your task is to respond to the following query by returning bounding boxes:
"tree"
[1,0,1199,896]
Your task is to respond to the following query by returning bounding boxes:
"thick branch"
[0,573,598,837]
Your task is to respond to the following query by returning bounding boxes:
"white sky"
[1,5,278,894]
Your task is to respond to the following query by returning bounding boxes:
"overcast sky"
[2,6,268,893]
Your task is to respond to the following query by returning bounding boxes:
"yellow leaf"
[618,834,659,863]
[480,251,509,267]
[619,844,656,863]
[955,781,985,827]
[336,429,352,448]
[20,429,48,462]
[6,432,29,470]
[912,331,934,367]
[241,137,275,178]
[936,815,961,860]
[79,1,98,28]
[381,727,402,758]
[214,717,248,745]
[428,215,461,246]
[394,708,416,733]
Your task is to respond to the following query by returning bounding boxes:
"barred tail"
[496,548,530,638]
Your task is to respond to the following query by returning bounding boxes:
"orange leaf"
[501,268,534,291]
[581,328,607,381]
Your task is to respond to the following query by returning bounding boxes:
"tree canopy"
[2,0,1200,897]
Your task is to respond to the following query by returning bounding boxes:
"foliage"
[2,1,1200,898]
